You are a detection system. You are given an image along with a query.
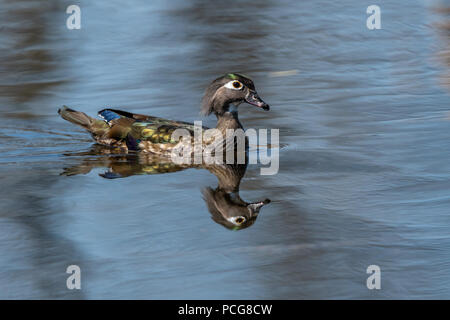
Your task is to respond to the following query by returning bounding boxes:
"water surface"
[1,0,450,299]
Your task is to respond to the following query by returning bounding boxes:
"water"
[1,0,450,299]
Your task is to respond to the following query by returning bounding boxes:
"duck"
[58,73,269,155]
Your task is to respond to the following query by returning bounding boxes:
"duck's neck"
[215,104,243,133]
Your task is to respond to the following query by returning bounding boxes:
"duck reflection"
[62,145,270,230]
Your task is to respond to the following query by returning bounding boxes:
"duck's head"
[202,187,271,230]
[201,73,270,116]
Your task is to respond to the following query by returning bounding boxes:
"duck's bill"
[247,199,271,212]
[245,92,270,110]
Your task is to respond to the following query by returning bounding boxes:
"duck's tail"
[58,106,94,129]
[58,106,108,135]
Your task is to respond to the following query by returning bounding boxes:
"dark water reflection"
[61,146,271,230]
[1,0,450,298]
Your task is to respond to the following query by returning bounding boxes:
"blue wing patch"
[98,109,122,122]
[99,171,123,179]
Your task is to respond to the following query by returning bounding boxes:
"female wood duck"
[58,73,269,155]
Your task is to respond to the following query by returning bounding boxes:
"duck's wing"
[97,108,208,149]
[98,108,196,127]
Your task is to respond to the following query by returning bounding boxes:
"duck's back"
[97,108,203,153]
[59,106,206,154]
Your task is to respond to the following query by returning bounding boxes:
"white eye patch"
[224,80,244,90]
[227,216,246,225]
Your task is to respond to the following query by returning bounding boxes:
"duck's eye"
[225,80,244,90]
[228,216,246,225]
[233,81,242,89]
[235,217,245,224]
